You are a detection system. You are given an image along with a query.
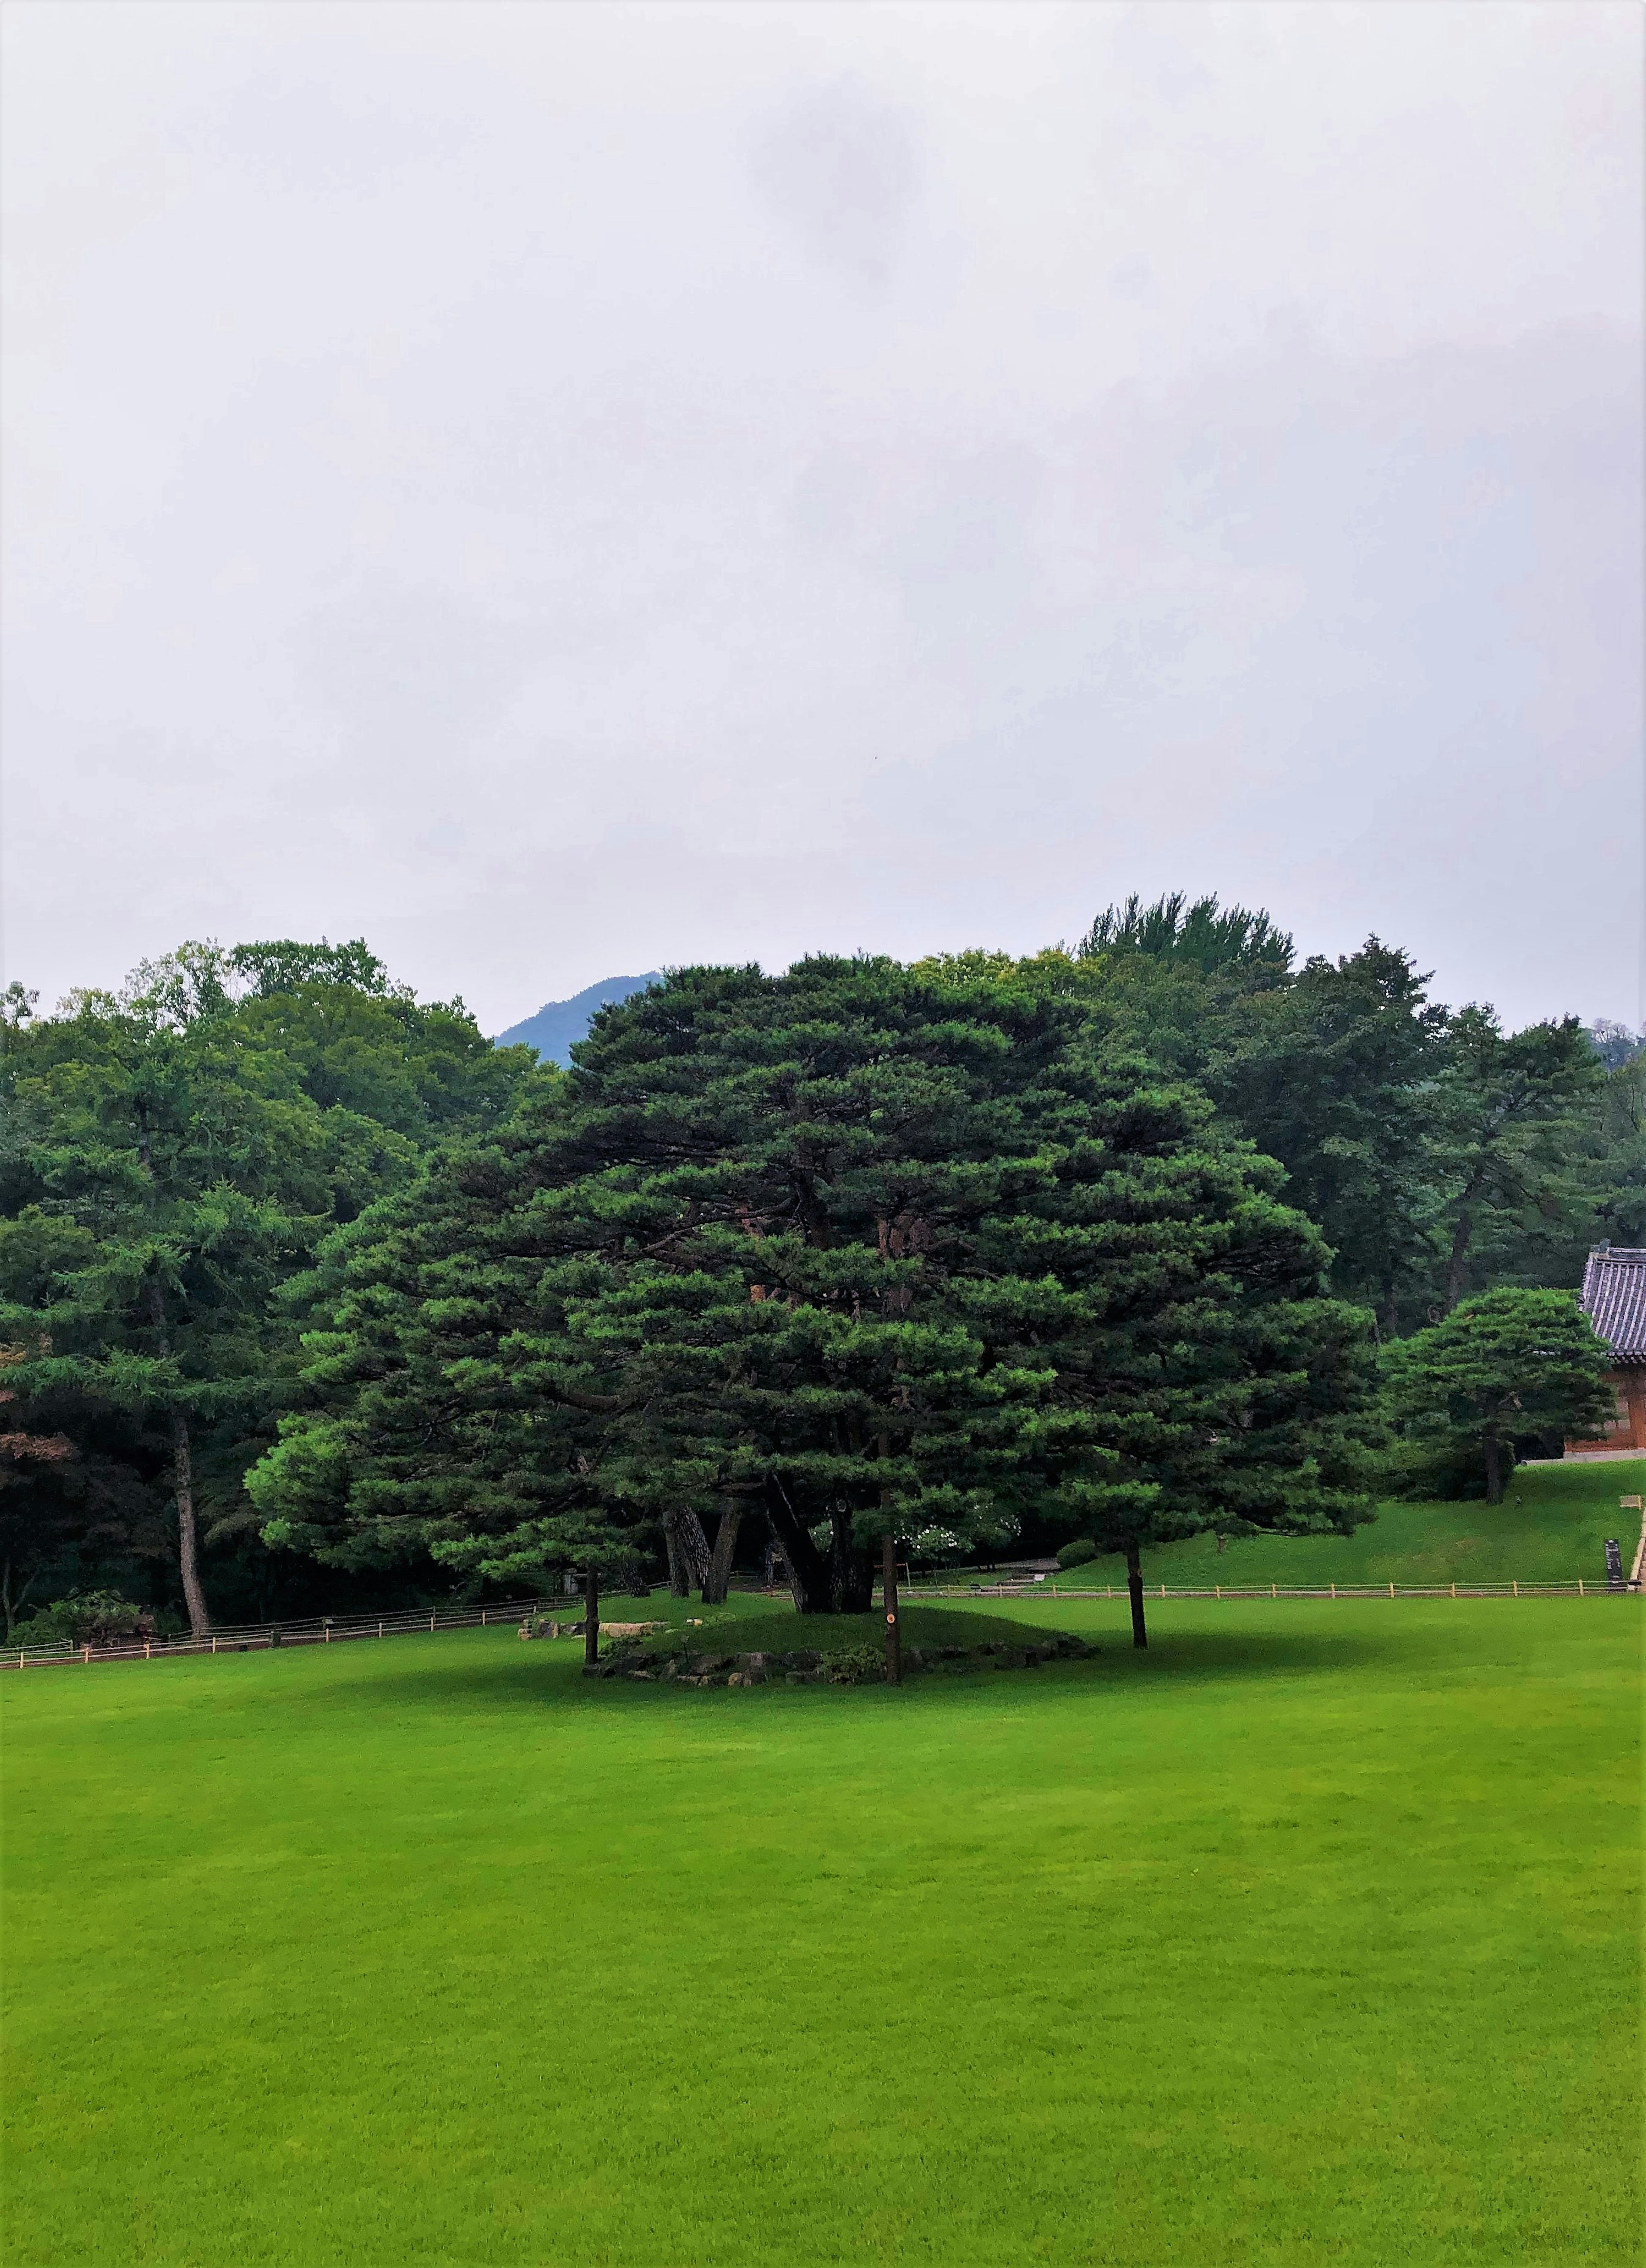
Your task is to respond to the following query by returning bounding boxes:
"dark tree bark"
[1483,1430,1504,1505]
[674,1507,714,1593]
[663,1513,690,1599]
[882,1532,901,1686]
[702,1502,741,1606]
[1125,1542,1148,1650]
[584,1568,600,1668]
[763,1487,833,1613]
[829,1506,873,1613]
[172,1412,210,1637]
[1445,1180,1484,1312]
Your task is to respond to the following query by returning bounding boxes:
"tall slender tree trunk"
[663,1513,690,1599]
[1483,1430,1503,1505]
[1125,1542,1148,1650]
[172,1412,210,1637]
[583,1568,600,1669]
[1381,1273,1399,1340]
[882,1532,901,1685]
[0,1559,38,1641]
[702,1503,741,1606]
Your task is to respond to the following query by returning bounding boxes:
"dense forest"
[1,900,1638,1635]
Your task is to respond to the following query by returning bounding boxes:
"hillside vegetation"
[1044,1457,1646,1590]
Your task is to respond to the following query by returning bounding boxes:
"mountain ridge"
[493,974,662,1064]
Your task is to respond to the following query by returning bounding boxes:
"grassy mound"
[619,1603,1075,1661]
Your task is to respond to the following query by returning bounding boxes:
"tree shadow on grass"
[347,1615,1419,1718]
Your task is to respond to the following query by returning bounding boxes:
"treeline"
[0,900,1637,1637]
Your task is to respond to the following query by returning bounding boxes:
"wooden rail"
[1,1595,565,1672]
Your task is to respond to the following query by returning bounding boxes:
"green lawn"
[4,1594,1638,2265]
[1030,1455,1646,1592]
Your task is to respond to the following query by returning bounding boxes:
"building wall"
[1567,1367,1646,1454]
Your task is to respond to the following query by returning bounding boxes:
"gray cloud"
[751,78,920,287]
[2,1,1640,1031]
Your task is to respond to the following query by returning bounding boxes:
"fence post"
[1513,1582,1518,1598]
[1388,1582,1394,1598]
[145,1641,151,1658]
[83,1645,90,1664]
[212,1635,218,1654]
[1330,1584,1336,1600]
[1271,1583,1276,1599]
[430,1612,436,1631]
[1579,1579,1584,1597]
[1451,1583,1456,1598]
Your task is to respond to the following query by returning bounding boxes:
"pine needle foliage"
[253,958,1379,1610]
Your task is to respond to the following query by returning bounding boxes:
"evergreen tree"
[1428,1009,1601,1310]
[1217,940,1449,1332]
[1382,1289,1613,1502]
[252,958,1380,1644]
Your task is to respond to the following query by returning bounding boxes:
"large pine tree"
[253,958,1380,1635]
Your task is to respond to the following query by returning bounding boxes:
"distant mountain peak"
[493,974,662,1065]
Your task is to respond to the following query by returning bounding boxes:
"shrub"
[820,1643,886,1685]
[1055,1539,1099,1569]
[13,1591,156,1648]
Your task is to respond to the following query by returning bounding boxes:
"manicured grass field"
[1036,1456,1646,1591]
[4,1593,1639,2265]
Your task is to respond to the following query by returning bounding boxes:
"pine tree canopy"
[1382,1287,1615,1502]
[251,957,1380,1610]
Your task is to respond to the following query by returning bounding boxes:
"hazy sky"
[4,1,1641,1033]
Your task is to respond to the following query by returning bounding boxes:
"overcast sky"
[4,1,1641,1033]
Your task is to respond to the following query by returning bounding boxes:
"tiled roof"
[1579,1248,1646,1366]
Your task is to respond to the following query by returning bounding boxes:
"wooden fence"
[5,1574,1636,1674]
[910,1580,1633,1601]
[1,1595,565,1672]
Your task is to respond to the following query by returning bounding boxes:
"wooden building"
[1568,1246,1646,1453]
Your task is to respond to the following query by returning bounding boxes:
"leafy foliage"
[1382,1289,1614,1502]
[0,942,540,1628]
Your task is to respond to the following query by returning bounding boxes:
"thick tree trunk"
[882,1532,901,1685]
[1125,1542,1148,1650]
[763,1488,834,1613]
[1381,1274,1399,1340]
[584,1568,600,1668]
[663,1514,691,1599]
[703,1503,741,1606]
[829,1506,873,1613]
[1483,1431,1503,1505]
[674,1508,714,1593]
[172,1413,210,1637]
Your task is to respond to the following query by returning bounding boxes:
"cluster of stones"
[584,1633,1096,1685]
